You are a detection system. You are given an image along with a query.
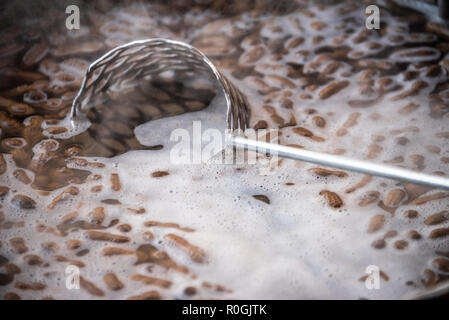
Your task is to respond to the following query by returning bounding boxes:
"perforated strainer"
[71,38,449,190]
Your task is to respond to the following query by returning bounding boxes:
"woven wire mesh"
[70,38,250,131]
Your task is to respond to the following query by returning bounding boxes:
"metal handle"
[233,136,449,190]
[439,0,449,19]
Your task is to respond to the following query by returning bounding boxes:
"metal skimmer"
[71,38,449,191]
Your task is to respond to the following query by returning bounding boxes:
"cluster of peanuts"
[0,0,238,300]
[192,0,449,292]
[1,164,232,299]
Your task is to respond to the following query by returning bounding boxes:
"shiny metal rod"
[233,136,449,190]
